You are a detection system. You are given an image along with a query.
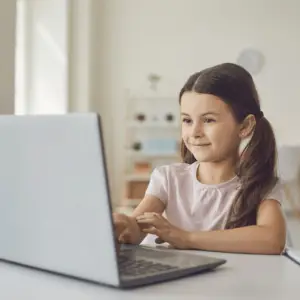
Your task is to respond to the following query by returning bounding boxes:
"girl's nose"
[191,123,204,137]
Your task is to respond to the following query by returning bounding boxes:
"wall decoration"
[237,48,265,75]
[147,73,161,91]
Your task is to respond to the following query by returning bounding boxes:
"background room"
[1,0,299,246]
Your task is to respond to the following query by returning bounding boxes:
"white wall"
[0,0,16,114]
[91,0,300,204]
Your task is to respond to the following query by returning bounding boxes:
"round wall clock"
[237,48,265,75]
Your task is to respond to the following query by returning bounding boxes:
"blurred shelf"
[114,206,134,215]
[122,198,142,206]
[125,174,150,181]
[123,92,180,211]
[126,151,179,159]
[127,121,179,129]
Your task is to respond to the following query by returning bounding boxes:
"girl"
[114,62,286,254]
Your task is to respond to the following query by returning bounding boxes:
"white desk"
[0,250,299,300]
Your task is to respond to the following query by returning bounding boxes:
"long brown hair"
[179,63,278,229]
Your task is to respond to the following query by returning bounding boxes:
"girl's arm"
[115,166,167,244]
[117,195,165,244]
[186,199,286,254]
[132,195,165,237]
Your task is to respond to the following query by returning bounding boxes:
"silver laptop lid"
[0,113,120,286]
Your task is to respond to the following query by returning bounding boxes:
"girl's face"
[180,91,242,163]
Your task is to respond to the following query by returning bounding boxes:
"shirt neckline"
[192,162,239,189]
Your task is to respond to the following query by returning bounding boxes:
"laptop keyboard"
[119,255,178,277]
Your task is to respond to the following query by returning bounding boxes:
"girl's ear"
[238,115,256,157]
[239,114,256,138]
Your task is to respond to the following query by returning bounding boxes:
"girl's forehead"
[180,92,230,115]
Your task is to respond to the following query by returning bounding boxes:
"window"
[15,0,68,115]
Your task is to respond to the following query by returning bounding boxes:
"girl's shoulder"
[264,179,285,203]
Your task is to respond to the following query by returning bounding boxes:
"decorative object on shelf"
[125,181,149,200]
[147,73,161,91]
[133,161,152,173]
[135,113,146,122]
[165,113,174,123]
[237,48,265,75]
[132,141,142,151]
[142,138,178,155]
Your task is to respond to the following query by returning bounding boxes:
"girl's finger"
[136,218,152,223]
[136,217,156,224]
[143,212,159,217]
[136,215,153,220]
[142,226,159,235]
[136,212,160,220]
[118,233,126,243]
[138,218,162,228]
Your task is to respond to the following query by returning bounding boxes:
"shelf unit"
[119,94,181,211]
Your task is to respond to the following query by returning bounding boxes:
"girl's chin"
[191,151,213,162]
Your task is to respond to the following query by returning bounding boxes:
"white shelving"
[126,150,179,159]
[120,92,181,209]
[127,121,180,129]
[125,174,150,181]
[123,198,143,206]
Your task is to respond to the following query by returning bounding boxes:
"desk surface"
[0,249,299,300]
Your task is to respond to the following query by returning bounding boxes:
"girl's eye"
[182,118,192,124]
[203,117,215,123]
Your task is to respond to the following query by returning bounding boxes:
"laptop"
[0,113,226,288]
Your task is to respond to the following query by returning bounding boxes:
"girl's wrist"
[170,227,195,249]
[183,230,196,249]
[128,216,144,244]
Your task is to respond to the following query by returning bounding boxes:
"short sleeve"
[144,167,168,204]
[264,180,284,204]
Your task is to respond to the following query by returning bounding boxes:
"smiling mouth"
[190,144,210,147]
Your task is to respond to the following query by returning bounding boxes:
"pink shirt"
[144,162,283,232]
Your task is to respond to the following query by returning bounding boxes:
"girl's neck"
[196,158,237,185]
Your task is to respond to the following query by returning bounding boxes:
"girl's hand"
[112,213,141,244]
[136,212,190,249]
